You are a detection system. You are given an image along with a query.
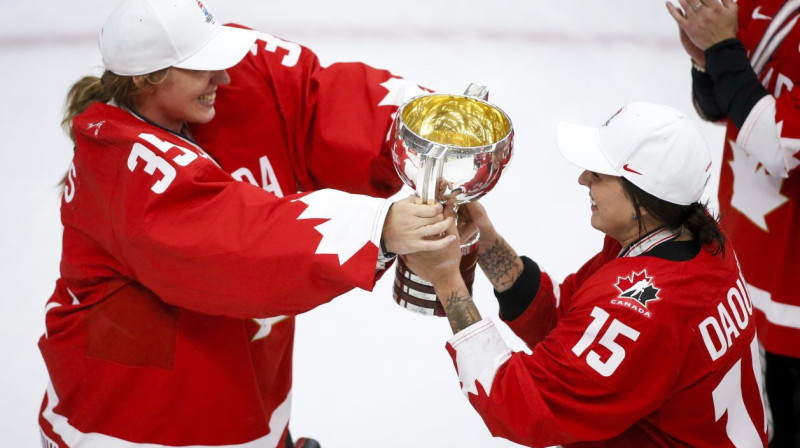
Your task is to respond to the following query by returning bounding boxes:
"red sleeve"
[305,62,430,196]
[76,110,390,319]
[193,26,431,198]
[122,181,388,318]
[503,272,559,347]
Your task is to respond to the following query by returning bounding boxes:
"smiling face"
[133,68,231,133]
[578,170,642,247]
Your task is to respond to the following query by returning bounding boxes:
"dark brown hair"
[621,178,726,255]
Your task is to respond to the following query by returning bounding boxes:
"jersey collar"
[619,226,684,258]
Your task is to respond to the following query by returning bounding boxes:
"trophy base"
[392,239,479,317]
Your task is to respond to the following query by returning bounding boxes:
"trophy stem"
[392,234,479,317]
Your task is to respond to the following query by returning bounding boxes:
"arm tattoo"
[444,291,482,333]
[477,237,522,291]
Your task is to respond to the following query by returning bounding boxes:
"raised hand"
[666,0,738,54]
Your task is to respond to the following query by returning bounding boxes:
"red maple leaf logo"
[615,270,660,307]
[616,270,650,292]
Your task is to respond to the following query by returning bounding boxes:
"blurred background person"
[667,0,800,445]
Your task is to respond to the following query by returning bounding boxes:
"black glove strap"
[495,256,541,322]
[705,38,770,128]
[380,237,396,258]
[692,66,725,121]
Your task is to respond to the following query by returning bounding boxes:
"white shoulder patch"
[294,189,387,265]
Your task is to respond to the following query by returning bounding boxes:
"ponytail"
[62,69,169,144]
[683,202,726,255]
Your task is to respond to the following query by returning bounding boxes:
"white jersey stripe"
[753,14,800,75]
[749,336,768,432]
[41,382,290,448]
[750,0,800,73]
[747,281,800,330]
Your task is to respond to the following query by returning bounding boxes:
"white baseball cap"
[100,0,259,76]
[556,102,712,206]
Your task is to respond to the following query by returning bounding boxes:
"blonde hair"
[62,69,169,144]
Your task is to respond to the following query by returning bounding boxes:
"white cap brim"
[556,121,618,176]
[173,25,259,71]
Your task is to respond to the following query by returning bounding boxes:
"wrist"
[380,236,396,258]
[431,269,468,298]
[477,226,500,248]
[432,273,481,333]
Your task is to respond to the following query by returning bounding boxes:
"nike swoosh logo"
[623,164,643,175]
[752,6,772,21]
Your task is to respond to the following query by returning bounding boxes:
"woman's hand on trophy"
[459,202,496,246]
[460,202,524,292]
[382,196,456,255]
[401,216,463,287]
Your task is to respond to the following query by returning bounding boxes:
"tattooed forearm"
[443,291,482,333]
[477,237,522,291]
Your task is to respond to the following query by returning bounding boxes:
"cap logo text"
[195,0,215,24]
[602,107,625,127]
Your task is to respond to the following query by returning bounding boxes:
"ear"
[132,76,146,88]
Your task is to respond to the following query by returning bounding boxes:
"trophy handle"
[463,83,489,101]
[417,144,448,205]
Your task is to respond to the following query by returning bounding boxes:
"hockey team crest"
[611,270,660,317]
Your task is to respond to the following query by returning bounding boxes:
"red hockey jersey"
[446,235,768,447]
[40,29,427,448]
[716,0,800,358]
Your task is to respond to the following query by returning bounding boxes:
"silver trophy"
[391,84,514,316]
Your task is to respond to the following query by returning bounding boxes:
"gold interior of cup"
[402,95,510,148]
